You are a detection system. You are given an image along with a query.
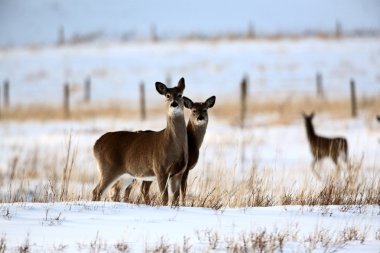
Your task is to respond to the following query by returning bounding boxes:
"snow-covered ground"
[1,38,379,106]
[0,202,379,252]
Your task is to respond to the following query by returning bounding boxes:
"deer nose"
[171,101,178,108]
[197,116,204,121]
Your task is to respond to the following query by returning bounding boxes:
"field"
[0,37,380,252]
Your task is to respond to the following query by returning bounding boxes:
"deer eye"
[178,94,182,98]
[165,94,170,98]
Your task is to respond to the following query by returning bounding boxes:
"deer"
[302,112,348,179]
[113,96,216,205]
[92,78,188,206]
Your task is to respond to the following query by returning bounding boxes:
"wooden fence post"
[316,72,324,98]
[350,79,357,117]
[84,77,91,103]
[140,82,146,120]
[166,74,171,87]
[240,76,248,128]
[247,22,255,38]
[3,79,9,109]
[64,83,70,118]
[336,21,342,38]
[0,85,2,119]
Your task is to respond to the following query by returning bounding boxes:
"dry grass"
[0,224,373,252]
[1,95,379,123]
[1,142,378,208]
[213,95,380,126]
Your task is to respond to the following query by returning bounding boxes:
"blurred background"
[0,0,379,113]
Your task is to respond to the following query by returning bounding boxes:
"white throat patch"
[168,106,184,117]
[194,118,207,126]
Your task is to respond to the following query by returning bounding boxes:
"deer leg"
[123,179,136,203]
[157,174,169,206]
[169,172,183,207]
[310,159,321,180]
[140,181,153,204]
[110,180,122,202]
[92,173,119,201]
[332,155,341,178]
[180,169,190,205]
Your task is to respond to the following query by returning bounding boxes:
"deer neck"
[187,120,207,150]
[165,113,187,144]
[305,120,316,141]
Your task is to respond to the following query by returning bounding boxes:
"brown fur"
[122,96,216,205]
[92,78,188,205]
[302,112,348,179]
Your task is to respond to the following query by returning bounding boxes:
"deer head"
[156,77,185,117]
[302,111,315,122]
[183,96,216,126]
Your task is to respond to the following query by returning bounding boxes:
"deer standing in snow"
[302,112,348,179]
[115,96,216,204]
[92,78,188,205]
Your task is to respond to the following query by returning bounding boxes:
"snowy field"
[1,37,380,252]
[1,37,380,106]
[0,203,379,252]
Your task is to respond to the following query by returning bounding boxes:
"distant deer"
[302,112,348,179]
[92,78,188,205]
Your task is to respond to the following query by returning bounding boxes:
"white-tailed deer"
[129,96,216,204]
[302,112,348,179]
[92,78,188,205]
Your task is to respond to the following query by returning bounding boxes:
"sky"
[0,0,379,46]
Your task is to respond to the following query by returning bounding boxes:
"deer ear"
[155,82,167,95]
[177,77,185,92]
[183,96,193,109]
[205,96,216,108]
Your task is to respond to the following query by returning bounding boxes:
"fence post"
[316,72,324,98]
[84,77,91,103]
[247,22,255,38]
[350,79,357,117]
[140,82,146,120]
[63,83,70,118]
[57,26,65,45]
[3,79,9,109]
[335,21,342,38]
[0,85,2,119]
[150,24,158,42]
[166,74,171,87]
[240,76,248,128]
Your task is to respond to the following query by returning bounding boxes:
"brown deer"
[127,96,216,205]
[302,112,348,179]
[115,96,216,204]
[92,78,188,205]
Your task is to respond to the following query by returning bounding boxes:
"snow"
[1,38,379,106]
[0,202,379,252]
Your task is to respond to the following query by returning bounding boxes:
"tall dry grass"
[1,142,378,208]
[1,95,379,123]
